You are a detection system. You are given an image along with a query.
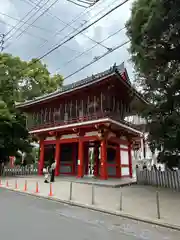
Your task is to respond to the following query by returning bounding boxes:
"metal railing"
[1,167,38,177]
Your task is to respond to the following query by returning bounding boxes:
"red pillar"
[55,139,60,176]
[38,140,44,175]
[128,142,133,178]
[84,143,89,175]
[9,156,15,168]
[116,145,121,178]
[77,138,84,178]
[72,143,76,175]
[100,139,108,180]
[93,143,99,177]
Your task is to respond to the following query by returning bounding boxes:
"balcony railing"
[27,110,143,132]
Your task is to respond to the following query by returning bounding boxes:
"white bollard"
[156,191,160,219]
[69,182,73,201]
[120,191,123,211]
[91,184,95,205]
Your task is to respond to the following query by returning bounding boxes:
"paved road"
[0,189,179,240]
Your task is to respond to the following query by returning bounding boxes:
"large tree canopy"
[0,101,31,162]
[126,0,180,168]
[0,53,64,166]
[0,53,63,103]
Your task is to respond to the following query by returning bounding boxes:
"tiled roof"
[16,63,133,108]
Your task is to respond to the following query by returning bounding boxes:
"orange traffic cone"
[24,180,27,192]
[35,181,39,193]
[6,180,9,187]
[15,180,18,189]
[48,183,53,197]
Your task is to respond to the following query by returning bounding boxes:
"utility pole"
[0,34,5,52]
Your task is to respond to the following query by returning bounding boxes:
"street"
[0,188,179,240]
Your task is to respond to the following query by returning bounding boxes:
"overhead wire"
[4,0,130,81]
[67,0,99,8]
[36,0,121,51]
[54,26,126,73]
[4,0,60,50]
[5,0,42,38]
[19,0,95,30]
[0,19,49,42]
[63,40,130,81]
[0,18,81,54]
[21,0,102,25]
[22,0,111,51]
[0,11,54,33]
[36,0,130,61]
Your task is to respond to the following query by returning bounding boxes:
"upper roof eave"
[16,63,124,109]
[16,62,147,109]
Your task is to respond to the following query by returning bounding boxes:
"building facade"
[16,63,146,180]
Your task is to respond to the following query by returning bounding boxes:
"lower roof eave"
[29,118,143,137]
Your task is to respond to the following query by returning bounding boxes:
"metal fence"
[1,167,38,177]
[136,168,180,191]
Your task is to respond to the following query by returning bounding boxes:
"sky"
[0,0,135,85]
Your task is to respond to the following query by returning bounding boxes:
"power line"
[54,26,126,73]
[37,0,121,52]
[0,19,49,42]
[5,0,50,42]
[63,40,130,80]
[5,0,42,38]
[67,0,100,8]
[19,0,91,27]
[50,0,119,43]
[38,0,124,53]
[0,11,54,33]
[0,18,81,54]
[37,0,130,61]
[25,0,110,52]
[4,0,60,50]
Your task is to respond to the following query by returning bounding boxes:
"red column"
[9,156,15,168]
[84,143,89,175]
[38,140,44,175]
[72,143,76,175]
[116,145,121,178]
[77,138,84,178]
[93,143,99,177]
[55,139,60,176]
[128,142,133,178]
[100,139,108,180]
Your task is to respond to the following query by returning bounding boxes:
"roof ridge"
[17,62,125,107]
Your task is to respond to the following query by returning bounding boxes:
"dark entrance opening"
[44,144,55,168]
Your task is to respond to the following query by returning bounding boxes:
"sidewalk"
[1,177,180,230]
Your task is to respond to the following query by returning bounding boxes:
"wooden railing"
[27,111,125,131]
[26,109,144,132]
[136,168,180,191]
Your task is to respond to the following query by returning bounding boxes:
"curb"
[64,180,137,188]
[2,186,180,231]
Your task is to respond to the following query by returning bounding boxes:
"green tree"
[0,52,63,169]
[0,53,63,102]
[0,100,32,172]
[18,59,63,101]
[126,0,180,168]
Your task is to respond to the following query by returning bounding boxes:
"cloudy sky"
[0,0,134,84]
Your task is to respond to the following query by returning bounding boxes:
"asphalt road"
[0,188,179,240]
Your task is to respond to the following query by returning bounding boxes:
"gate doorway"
[44,144,55,168]
[84,141,100,177]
